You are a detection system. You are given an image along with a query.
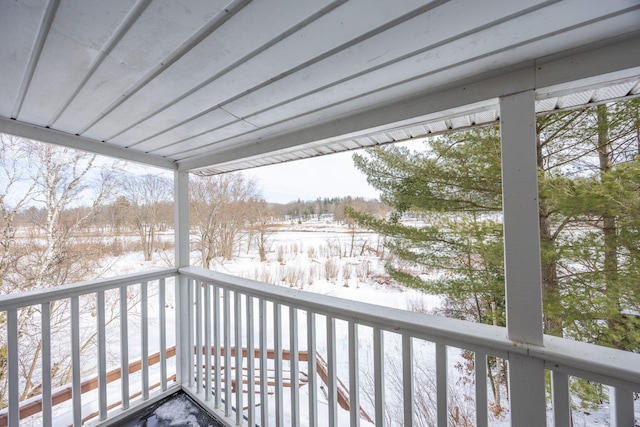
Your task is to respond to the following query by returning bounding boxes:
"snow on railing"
[180,266,640,427]
[0,268,178,427]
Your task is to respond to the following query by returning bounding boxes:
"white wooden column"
[499,90,546,426]
[174,170,190,385]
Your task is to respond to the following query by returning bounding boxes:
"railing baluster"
[71,296,81,426]
[120,285,129,409]
[373,327,384,427]
[402,334,413,427]
[307,311,317,427]
[475,351,488,427]
[188,278,194,389]
[290,307,300,426]
[195,281,202,395]
[327,316,337,427]
[7,308,18,427]
[204,283,211,401]
[141,281,149,400]
[349,321,360,427]
[235,292,243,426]
[246,296,255,427]
[97,290,107,419]
[260,299,269,426]
[611,386,634,426]
[41,302,52,426]
[224,288,232,417]
[552,371,570,427]
[436,343,447,427]
[159,278,167,391]
[274,303,284,427]
[213,285,221,408]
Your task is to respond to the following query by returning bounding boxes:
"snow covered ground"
[95,224,639,426]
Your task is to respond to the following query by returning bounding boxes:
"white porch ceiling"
[1,0,639,173]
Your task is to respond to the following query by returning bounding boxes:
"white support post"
[499,89,543,346]
[175,170,190,269]
[175,171,190,386]
[500,90,546,427]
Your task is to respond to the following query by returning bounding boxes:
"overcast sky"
[244,150,380,204]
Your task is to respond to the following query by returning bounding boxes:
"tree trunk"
[597,105,624,350]
[537,129,564,336]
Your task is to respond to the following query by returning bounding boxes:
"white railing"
[180,266,640,427]
[0,268,178,427]
[1,266,638,426]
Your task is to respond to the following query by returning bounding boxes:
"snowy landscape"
[89,221,638,427]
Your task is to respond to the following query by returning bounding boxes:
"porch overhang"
[0,1,639,173]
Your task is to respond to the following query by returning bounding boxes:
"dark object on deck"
[121,392,223,427]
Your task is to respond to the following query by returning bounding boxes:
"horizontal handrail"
[180,266,640,392]
[0,268,177,311]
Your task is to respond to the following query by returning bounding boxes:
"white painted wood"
[97,290,107,419]
[552,371,571,427]
[290,307,300,426]
[500,89,543,346]
[611,387,634,427]
[179,267,640,389]
[234,292,243,425]
[7,308,18,427]
[0,117,175,170]
[141,281,149,400]
[509,353,546,427]
[436,343,447,427]
[176,274,188,388]
[120,286,130,409]
[274,303,284,427]
[41,303,52,426]
[159,278,167,391]
[204,283,211,401]
[475,352,488,427]
[174,171,190,267]
[349,322,360,427]
[246,296,255,426]
[213,285,222,408]
[373,327,384,427]
[260,299,269,426]
[3,0,640,174]
[174,170,190,390]
[187,279,194,389]
[223,288,232,417]
[307,311,318,427]
[402,334,413,427]
[71,296,81,426]
[195,280,202,395]
[327,316,338,427]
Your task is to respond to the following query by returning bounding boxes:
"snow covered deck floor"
[121,392,223,427]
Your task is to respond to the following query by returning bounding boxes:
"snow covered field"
[92,223,638,426]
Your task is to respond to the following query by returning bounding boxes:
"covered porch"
[0,1,639,425]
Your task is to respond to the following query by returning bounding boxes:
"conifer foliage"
[350,99,640,352]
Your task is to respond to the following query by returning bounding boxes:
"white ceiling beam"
[179,33,640,173]
[0,117,176,170]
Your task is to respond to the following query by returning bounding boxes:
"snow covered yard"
[89,224,640,426]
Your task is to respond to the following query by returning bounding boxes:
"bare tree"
[0,138,120,408]
[0,135,37,292]
[122,173,172,261]
[190,173,260,268]
[248,198,275,262]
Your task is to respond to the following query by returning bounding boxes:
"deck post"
[499,90,546,426]
[175,171,190,386]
